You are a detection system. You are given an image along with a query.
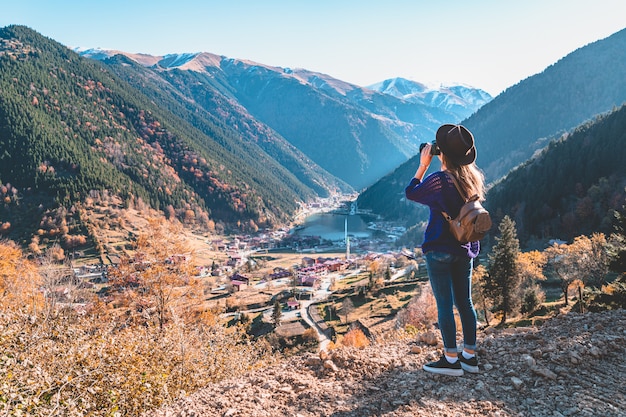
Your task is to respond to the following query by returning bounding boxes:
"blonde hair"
[441,154,486,200]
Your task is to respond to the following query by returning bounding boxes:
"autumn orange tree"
[107,218,204,330]
[546,233,609,307]
[517,250,548,314]
[0,239,42,313]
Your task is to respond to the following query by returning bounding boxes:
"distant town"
[66,194,419,344]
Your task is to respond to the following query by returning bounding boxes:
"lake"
[291,213,374,241]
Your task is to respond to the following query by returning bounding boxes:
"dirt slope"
[147,310,626,417]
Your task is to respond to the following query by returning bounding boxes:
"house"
[226,254,242,267]
[269,267,292,280]
[298,275,321,289]
[324,259,346,272]
[230,280,248,291]
[301,257,316,267]
[297,264,328,278]
[212,240,227,251]
[229,273,250,291]
[230,273,250,284]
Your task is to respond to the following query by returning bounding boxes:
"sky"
[2,0,625,96]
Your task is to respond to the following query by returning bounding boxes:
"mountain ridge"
[79,48,491,189]
[0,25,333,246]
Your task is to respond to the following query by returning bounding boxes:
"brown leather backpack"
[441,172,492,243]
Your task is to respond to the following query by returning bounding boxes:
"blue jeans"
[425,251,477,354]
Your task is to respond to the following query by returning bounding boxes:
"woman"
[405,124,486,376]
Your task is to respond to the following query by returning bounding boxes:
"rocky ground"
[147,309,626,417]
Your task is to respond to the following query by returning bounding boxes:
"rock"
[531,349,543,358]
[323,360,338,372]
[511,376,524,390]
[589,346,601,358]
[305,356,322,366]
[410,346,422,354]
[521,354,536,367]
[531,366,558,380]
[484,326,497,335]
[417,331,439,346]
[569,351,582,364]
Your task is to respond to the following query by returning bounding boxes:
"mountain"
[486,104,626,244]
[368,77,492,120]
[0,25,333,244]
[465,27,626,182]
[79,49,485,190]
[91,52,349,199]
[357,26,626,242]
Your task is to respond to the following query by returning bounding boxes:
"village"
[65,195,421,349]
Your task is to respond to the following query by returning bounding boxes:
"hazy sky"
[2,0,625,96]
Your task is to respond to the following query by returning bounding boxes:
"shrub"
[341,328,370,349]
[586,274,626,311]
[521,283,546,314]
[396,284,438,331]
[0,230,272,416]
[0,310,269,416]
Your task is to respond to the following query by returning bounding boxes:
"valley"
[1,22,625,417]
[58,189,416,342]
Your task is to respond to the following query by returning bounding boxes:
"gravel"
[146,310,626,417]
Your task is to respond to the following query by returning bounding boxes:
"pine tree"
[485,215,522,324]
[272,300,282,327]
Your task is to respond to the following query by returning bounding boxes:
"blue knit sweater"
[405,171,480,258]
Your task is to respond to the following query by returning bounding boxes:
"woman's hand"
[420,143,434,168]
[414,144,433,181]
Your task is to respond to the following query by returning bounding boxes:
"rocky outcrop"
[148,310,626,417]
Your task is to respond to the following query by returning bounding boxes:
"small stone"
[511,376,524,390]
[306,356,322,366]
[410,346,422,354]
[589,346,601,357]
[323,360,338,372]
[569,351,582,364]
[521,354,536,367]
[531,366,558,380]
[278,385,293,394]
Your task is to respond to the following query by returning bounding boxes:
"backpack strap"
[441,171,468,221]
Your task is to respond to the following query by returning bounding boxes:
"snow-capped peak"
[367,77,492,117]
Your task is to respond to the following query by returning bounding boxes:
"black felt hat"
[435,124,476,166]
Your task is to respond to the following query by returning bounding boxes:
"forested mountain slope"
[99,54,349,198]
[486,104,626,243]
[81,50,489,190]
[0,26,326,243]
[465,27,626,182]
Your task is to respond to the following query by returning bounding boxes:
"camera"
[419,140,440,155]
